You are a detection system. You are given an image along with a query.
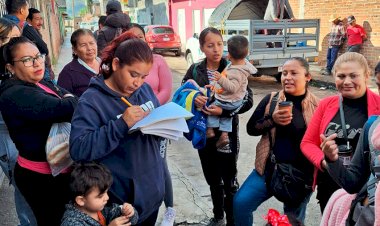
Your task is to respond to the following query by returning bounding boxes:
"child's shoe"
[160,207,176,226]
[216,133,229,148]
[206,128,215,138]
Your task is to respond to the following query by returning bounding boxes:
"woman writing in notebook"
[69,32,166,225]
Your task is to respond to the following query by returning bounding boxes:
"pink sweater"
[145,54,173,105]
[301,89,380,189]
[320,189,356,226]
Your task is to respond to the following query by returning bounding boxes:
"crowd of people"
[0,0,379,226]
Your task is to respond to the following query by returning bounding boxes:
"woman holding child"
[70,32,166,225]
[301,52,380,213]
[0,37,78,226]
[233,57,319,225]
[182,27,254,226]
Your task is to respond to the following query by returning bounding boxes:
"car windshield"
[153,27,174,34]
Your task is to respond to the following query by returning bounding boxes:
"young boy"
[61,162,139,226]
[206,35,257,149]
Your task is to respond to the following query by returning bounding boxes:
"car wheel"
[175,49,181,56]
[186,52,194,68]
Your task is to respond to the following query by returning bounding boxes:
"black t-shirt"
[324,93,368,162]
[318,93,368,191]
[272,93,313,174]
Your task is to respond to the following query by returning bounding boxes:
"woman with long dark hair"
[70,32,166,225]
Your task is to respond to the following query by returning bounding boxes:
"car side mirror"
[193,33,199,39]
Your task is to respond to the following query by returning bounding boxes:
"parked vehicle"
[144,25,182,56]
[221,19,320,82]
[79,21,98,32]
[186,19,320,82]
[185,33,205,67]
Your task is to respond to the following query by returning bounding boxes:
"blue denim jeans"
[233,169,311,225]
[208,99,242,132]
[326,46,340,72]
[0,124,37,226]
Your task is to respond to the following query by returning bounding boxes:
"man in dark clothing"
[26,7,55,81]
[97,0,130,54]
[4,1,54,81]
[93,15,107,41]
[26,7,43,31]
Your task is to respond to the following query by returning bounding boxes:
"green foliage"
[79,7,87,17]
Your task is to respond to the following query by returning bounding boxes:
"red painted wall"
[171,0,223,44]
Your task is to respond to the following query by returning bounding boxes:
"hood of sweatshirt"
[61,203,101,225]
[104,13,130,28]
[228,61,258,77]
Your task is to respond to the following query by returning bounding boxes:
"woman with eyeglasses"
[0,17,38,226]
[0,37,78,226]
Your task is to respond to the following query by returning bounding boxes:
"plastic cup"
[278,101,293,114]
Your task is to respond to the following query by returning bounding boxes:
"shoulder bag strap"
[339,95,350,148]
[268,92,279,162]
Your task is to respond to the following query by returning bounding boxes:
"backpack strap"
[192,63,199,80]
[366,115,380,205]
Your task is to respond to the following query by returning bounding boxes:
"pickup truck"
[185,19,320,82]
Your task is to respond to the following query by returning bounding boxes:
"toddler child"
[206,35,257,148]
[61,162,138,226]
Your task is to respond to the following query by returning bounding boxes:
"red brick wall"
[289,0,380,70]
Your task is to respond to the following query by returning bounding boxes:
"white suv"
[185,33,205,68]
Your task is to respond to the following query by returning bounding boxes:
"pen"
[121,97,133,107]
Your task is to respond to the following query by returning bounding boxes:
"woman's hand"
[121,203,134,218]
[108,216,131,226]
[194,95,209,109]
[272,108,292,126]
[202,105,222,116]
[320,133,339,162]
[122,106,148,128]
[213,71,222,81]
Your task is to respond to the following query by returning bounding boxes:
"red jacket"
[300,89,380,189]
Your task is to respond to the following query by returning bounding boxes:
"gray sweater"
[61,203,138,226]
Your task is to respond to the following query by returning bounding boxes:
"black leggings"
[198,141,239,224]
[14,163,70,226]
[135,210,159,226]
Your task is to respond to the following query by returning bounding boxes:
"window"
[153,27,174,34]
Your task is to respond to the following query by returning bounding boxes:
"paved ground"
[0,34,377,225]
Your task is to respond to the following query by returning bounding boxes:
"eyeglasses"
[13,53,46,67]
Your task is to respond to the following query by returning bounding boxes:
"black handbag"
[268,159,313,205]
[264,92,312,205]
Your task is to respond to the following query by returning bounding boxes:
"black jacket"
[97,13,130,54]
[182,58,254,153]
[0,79,78,161]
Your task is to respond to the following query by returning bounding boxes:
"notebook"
[129,102,193,140]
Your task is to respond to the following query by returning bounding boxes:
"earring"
[0,70,12,80]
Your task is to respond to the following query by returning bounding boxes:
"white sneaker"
[160,207,176,226]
